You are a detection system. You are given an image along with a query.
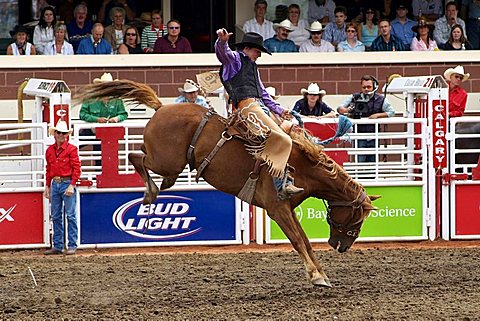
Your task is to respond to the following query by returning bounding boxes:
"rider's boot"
[273,168,304,200]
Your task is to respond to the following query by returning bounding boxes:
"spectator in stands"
[175,80,209,108]
[77,23,113,54]
[461,0,480,49]
[434,2,466,49]
[265,86,280,100]
[293,83,335,118]
[299,21,335,52]
[80,73,128,166]
[117,26,143,54]
[410,19,438,50]
[7,25,37,55]
[371,18,407,51]
[264,19,298,52]
[337,75,395,162]
[322,6,348,48]
[215,28,304,199]
[337,22,365,51]
[58,0,75,24]
[98,0,136,26]
[376,0,395,20]
[287,4,310,48]
[308,0,336,24]
[44,23,74,55]
[412,0,443,21]
[273,5,289,23]
[359,7,378,50]
[337,0,375,23]
[243,0,275,41]
[141,9,167,53]
[443,23,473,50]
[103,6,128,53]
[44,119,81,255]
[33,6,56,55]
[153,19,192,53]
[444,65,469,117]
[390,3,416,49]
[67,3,94,53]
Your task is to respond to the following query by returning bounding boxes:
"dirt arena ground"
[1,241,479,321]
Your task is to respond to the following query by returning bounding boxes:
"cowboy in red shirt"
[44,120,81,255]
[444,65,470,117]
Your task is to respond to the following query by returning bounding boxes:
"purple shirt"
[153,36,192,53]
[214,39,284,116]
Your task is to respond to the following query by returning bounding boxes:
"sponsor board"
[0,192,44,245]
[269,186,425,241]
[453,184,480,236]
[79,190,239,245]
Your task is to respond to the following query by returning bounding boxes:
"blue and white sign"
[79,190,240,246]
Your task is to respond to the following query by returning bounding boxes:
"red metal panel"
[0,192,44,245]
[455,185,480,235]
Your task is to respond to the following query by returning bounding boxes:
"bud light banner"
[79,190,240,246]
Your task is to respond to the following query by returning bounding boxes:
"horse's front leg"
[129,152,159,204]
[267,205,331,287]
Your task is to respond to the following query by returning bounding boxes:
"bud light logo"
[112,195,201,240]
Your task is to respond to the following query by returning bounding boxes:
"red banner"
[431,100,447,169]
[0,192,44,245]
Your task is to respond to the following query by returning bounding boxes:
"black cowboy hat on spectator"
[235,32,272,55]
[9,25,28,38]
[412,19,435,33]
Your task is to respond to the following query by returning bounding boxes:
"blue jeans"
[357,139,376,163]
[50,180,78,250]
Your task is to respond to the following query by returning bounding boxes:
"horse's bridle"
[324,190,368,238]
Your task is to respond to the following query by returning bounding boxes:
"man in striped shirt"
[141,9,168,53]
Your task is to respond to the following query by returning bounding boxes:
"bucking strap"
[187,108,216,171]
[195,130,232,182]
[237,159,263,204]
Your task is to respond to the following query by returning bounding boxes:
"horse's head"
[326,192,380,253]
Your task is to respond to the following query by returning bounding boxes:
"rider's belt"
[53,176,72,183]
[236,98,257,110]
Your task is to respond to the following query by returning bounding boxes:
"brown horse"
[77,80,378,287]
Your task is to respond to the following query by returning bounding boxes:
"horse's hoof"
[311,277,332,288]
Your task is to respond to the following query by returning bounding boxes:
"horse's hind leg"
[267,206,331,287]
[129,152,159,204]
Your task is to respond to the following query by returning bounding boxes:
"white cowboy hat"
[93,72,117,83]
[305,21,323,32]
[265,86,280,100]
[300,83,326,96]
[444,65,470,82]
[48,120,72,135]
[178,80,199,94]
[273,19,294,32]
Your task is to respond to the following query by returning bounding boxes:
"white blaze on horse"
[76,80,379,287]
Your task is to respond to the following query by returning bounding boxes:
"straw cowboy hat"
[265,86,280,100]
[444,65,470,82]
[235,32,271,55]
[411,19,435,33]
[93,72,117,83]
[300,83,326,96]
[178,80,199,94]
[273,19,294,32]
[139,12,152,23]
[305,21,323,32]
[49,120,72,135]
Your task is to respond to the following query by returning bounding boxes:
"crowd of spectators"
[243,0,476,53]
[5,1,191,55]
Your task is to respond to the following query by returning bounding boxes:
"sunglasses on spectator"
[55,131,67,135]
[347,29,357,33]
[454,75,464,80]
[168,26,180,29]
[311,31,322,35]
[126,33,136,36]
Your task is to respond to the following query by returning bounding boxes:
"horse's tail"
[75,79,163,110]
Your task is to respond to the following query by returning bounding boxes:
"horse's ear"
[363,203,377,211]
[368,195,381,202]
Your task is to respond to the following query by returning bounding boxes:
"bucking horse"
[77,80,379,287]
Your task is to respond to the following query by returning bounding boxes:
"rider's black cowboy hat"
[235,32,272,55]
